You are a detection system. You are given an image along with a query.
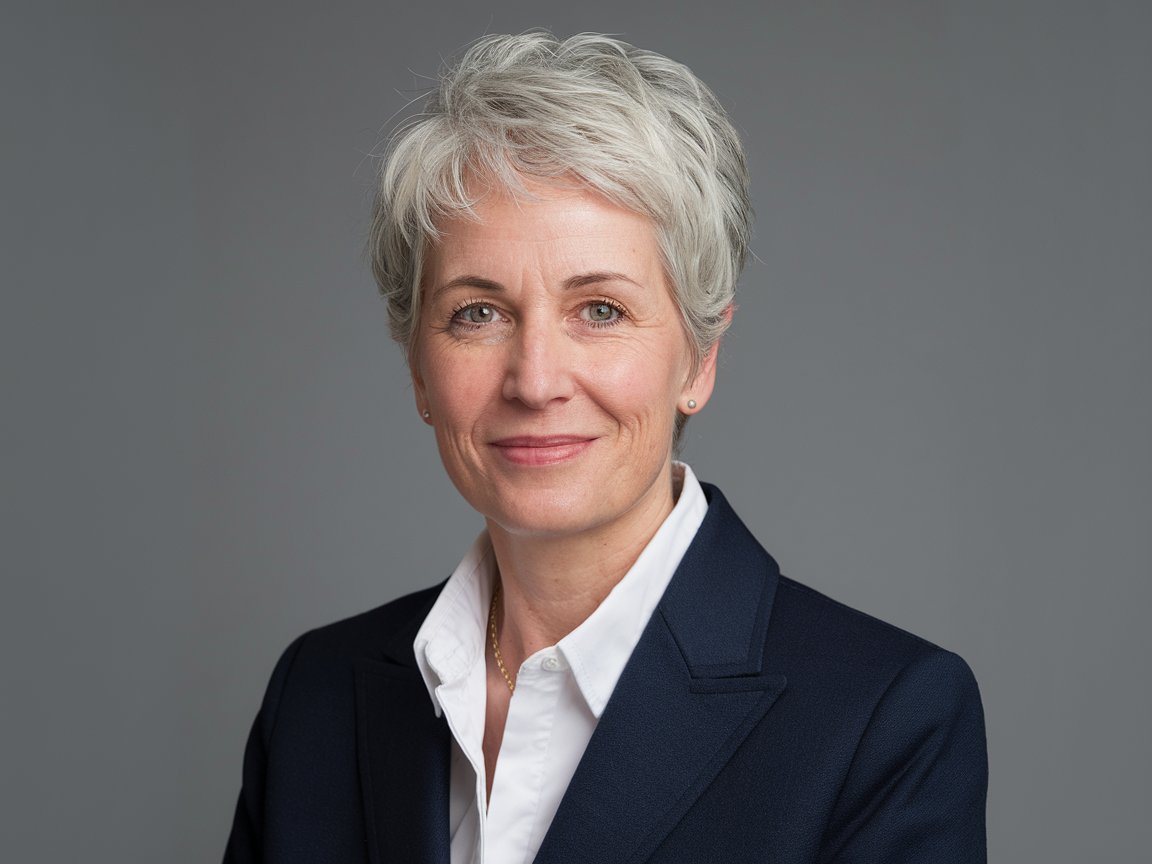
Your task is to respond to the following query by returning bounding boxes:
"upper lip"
[490,435,596,447]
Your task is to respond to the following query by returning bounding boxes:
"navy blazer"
[224,484,987,863]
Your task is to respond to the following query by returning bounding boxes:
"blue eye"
[582,301,622,324]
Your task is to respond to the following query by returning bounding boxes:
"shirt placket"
[483,649,566,864]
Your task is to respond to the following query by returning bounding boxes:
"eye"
[581,301,624,325]
[453,303,502,325]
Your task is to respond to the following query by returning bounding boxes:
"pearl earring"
[422,409,431,419]
[686,399,697,410]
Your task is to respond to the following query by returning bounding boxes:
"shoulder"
[766,579,989,855]
[258,584,443,712]
[247,583,444,748]
[770,571,980,695]
[226,585,449,859]
[697,482,978,687]
[771,574,959,665]
[278,582,445,673]
[759,577,986,854]
[766,573,984,759]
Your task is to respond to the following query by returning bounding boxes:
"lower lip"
[491,440,594,466]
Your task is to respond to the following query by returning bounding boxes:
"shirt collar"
[412,462,708,719]
[412,532,496,717]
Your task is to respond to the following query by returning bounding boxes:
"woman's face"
[411,179,719,541]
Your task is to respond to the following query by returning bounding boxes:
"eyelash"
[445,298,630,331]
[448,299,502,329]
[580,298,628,328]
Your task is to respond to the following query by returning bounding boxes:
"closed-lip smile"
[489,435,597,466]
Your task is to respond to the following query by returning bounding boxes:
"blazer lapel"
[356,598,452,864]
[536,486,787,864]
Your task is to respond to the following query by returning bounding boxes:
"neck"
[486,466,679,667]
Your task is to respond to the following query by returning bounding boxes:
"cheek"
[422,356,506,506]
[422,350,506,435]
[589,347,688,427]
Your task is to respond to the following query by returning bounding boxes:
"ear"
[679,305,730,413]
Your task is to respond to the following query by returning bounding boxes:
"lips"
[489,435,596,466]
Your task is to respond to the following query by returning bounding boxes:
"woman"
[225,32,987,864]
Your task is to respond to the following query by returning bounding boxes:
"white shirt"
[412,463,708,864]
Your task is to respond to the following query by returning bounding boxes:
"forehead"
[427,178,661,270]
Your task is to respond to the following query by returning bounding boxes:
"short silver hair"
[369,31,752,371]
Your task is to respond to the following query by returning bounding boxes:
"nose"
[501,318,576,409]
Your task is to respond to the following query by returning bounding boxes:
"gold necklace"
[489,584,515,694]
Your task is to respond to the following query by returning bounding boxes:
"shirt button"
[542,656,563,672]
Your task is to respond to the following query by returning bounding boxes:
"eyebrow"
[432,271,643,298]
[433,275,504,296]
[564,271,643,291]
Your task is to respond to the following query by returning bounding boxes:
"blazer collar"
[535,483,787,864]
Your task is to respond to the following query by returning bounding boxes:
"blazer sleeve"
[818,648,988,864]
[222,633,308,864]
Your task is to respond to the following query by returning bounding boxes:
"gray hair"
[369,31,752,372]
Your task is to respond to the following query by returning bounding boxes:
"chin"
[480,487,611,539]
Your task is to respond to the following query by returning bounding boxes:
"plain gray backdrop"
[3,1,1149,861]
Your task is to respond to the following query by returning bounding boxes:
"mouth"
[489,435,597,466]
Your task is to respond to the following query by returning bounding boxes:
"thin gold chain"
[489,584,516,694]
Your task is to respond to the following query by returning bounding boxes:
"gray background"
[3,0,1149,861]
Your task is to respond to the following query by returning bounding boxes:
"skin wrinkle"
[411,178,719,651]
